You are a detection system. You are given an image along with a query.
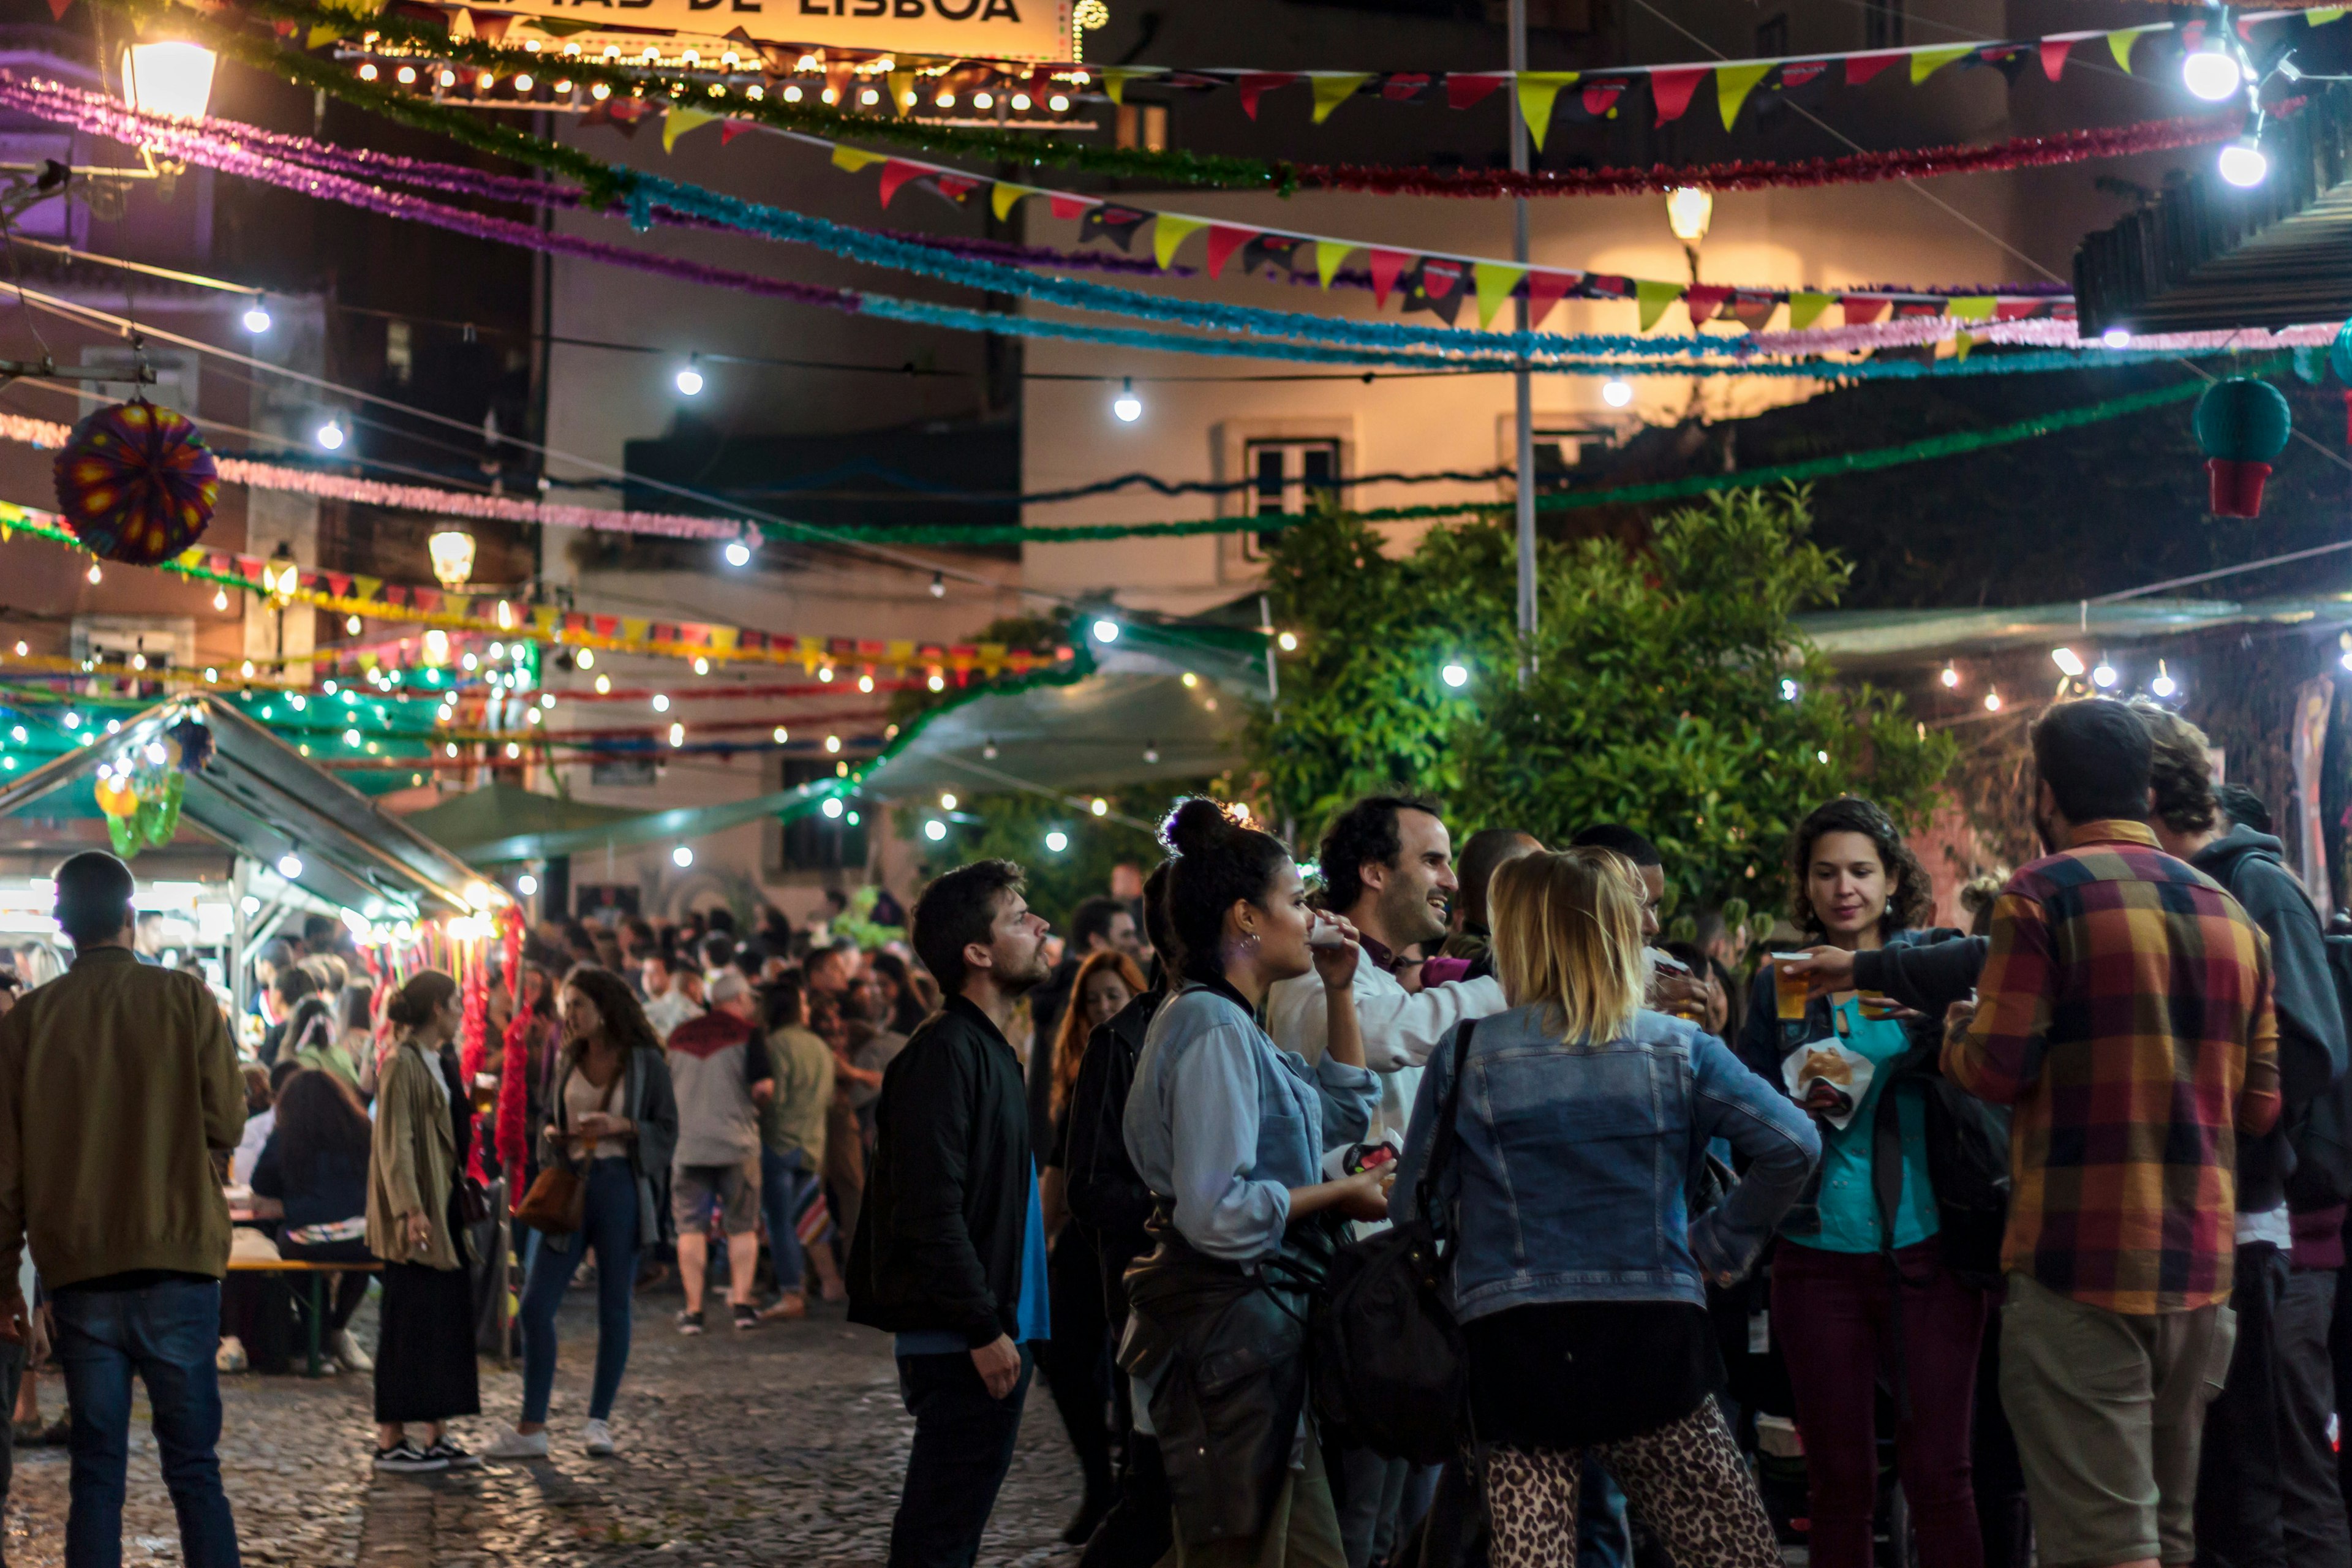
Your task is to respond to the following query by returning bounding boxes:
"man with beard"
[1266,794,1505,1568]
[848,860,1055,1568]
[1943,696,2279,1568]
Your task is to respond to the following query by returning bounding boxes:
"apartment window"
[774,758,869,873]
[1114,104,1167,151]
[385,320,413,386]
[1238,438,1341,559]
[1755,12,1788,57]
[1864,0,1904,49]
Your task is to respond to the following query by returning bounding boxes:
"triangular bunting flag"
[990,182,1042,221]
[1236,72,1302,119]
[1727,292,1777,331]
[719,121,754,146]
[1845,53,1904,85]
[1313,241,1354,289]
[1842,295,1892,326]
[1526,270,1575,329]
[933,175,981,205]
[2308,9,2346,24]
[2039,37,2074,81]
[1715,61,1771,128]
[1381,74,1435,102]
[1910,44,1976,84]
[1100,67,1155,104]
[1081,206,1153,250]
[1684,285,1735,328]
[1474,263,1527,329]
[1204,225,1259,279]
[1446,72,1508,110]
[876,159,928,208]
[1635,279,1684,331]
[1153,215,1207,270]
[1947,296,1997,323]
[832,145,887,175]
[1047,193,1097,219]
[1310,73,1373,122]
[471,11,511,43]
[886,71,914,117]
[1649,66,1706,126]
[1516,72,1578,149]
[1787,292,1834,330]
[1368,249,1410,309]
[2106,29,2143,72]
[1995,300,2046,322]
[662,107,718,153]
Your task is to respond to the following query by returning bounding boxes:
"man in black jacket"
[1062,861,1175,1568]
[848,859,1054,1568]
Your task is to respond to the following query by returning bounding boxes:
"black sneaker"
[424,1437,483,1470]
[732,1302,759,1331]
[677,1308,704,1336]
[374,1438,448,1473]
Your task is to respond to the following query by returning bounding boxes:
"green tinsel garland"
[91,0,1287,192]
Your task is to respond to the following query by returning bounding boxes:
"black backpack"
[1308,1020,1474,1466]
[2286,933,2352,1208]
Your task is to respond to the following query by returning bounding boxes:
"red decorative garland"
[1295,111,2239,198]
[496,1004,536,1197]
[459,969,489,1182]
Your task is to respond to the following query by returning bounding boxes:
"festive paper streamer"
[663,105,717,153]
[1650,67,1708,126]
[1910,45,1977,85]
[1204,224,1257,279]
[1474,264,1527,329]
[2040,37,2075,79]
[1311,73,1374,123]
[1717,62,1773,128]
[1516,72,1578,149]
[1153,214,1205,270]
[1314,240,1352,290]
[1788,292,1834,330]
[1637,281,1683,331]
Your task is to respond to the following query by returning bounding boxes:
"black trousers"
[1079,1229,1172,1568]
[1973,1301,2032,1568]
[2195,1241,2290,1568]
[888,1346,1034,1568]
[1041,1227,1116,1508]
[2278,1268,2351,1568]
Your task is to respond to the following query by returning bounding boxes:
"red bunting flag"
[1683,285,1735,327]
[719,121,754,146]
[1382,74,1432,100]
[1845,53,1904,85]
[1649,67,1708,124]
[1237,73,1303,119]
[876,160,926,208]
[1447,73,1508,110]
[1368,249,1411,309]
[1204,225,1259,279]
[2039,37,2075,80]
[1047,193,1098,219]
[1526,270,1575,329]
[1841,295,1893,325]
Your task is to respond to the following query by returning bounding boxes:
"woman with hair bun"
[1120,798,1389,1563]
[366,970,482,1473]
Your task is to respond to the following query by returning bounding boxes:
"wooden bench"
[225,1259,381,1378]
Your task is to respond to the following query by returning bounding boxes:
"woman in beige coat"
[367,970,481,1472]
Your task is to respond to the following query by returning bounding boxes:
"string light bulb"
[1112,377,1142,423]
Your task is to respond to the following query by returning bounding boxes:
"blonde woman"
[1390,849,1819,1568]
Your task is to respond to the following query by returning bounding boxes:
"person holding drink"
[1734,797,2008,1568]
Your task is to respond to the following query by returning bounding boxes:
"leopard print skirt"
[1483,1397,1781,1568]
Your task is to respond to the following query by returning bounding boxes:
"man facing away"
[665,970,774,1334]
[1945,697,2280,1568]
[0,851,244,1568]
[849,859,1054,1568]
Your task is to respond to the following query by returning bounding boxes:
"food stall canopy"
[1796,592,2352,672]
[0,695,491,919]
[400,782,641,866]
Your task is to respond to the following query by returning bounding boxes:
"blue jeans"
[519,1157,641,1424]
[50,1276,239,1568]
[1578,1457,1631,1568]
[760,1147,819,1293]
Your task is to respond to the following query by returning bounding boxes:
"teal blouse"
[1785,997,1939,1255]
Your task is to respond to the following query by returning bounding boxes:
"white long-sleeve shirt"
[1265,963,1506,1138]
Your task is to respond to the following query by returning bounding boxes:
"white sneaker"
[483,1428,549,1460]
[214,1336,247,1374]
[582,1419,617,1457]
[328,1328,374,1373]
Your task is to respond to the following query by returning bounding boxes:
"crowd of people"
[0,688,2341,1568]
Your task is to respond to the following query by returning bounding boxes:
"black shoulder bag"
[1308,1020,1476,1465]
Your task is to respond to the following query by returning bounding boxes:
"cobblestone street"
[4,1287,1086,1566]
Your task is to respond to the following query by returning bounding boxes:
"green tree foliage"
[908,789,1168,935]
[1254,488,1956,914]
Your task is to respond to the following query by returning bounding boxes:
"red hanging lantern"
[52,399,218,565]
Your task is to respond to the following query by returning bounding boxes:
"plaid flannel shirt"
[1942,819,2280,1315]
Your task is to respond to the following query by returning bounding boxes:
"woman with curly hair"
[1735,796,2007,1568]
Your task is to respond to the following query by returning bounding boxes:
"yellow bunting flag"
[1474,263,1527,329]
[1635,279,1684,333]
[1515,72,1580,152]
[1947,296,1997,323]
[663,107,719,153]
[2108,28,2148,71]
[887,70,914,116]
[1309,73,1374,123]
[832,145,887,175]
[990,182,1043,220]
[2309,9,2346,24]
[307,0,382,50]
[1314,241,1354,289]
[1910,45,1975,85]
[1153,215,1207,270]
[1715,62,1772,129]
[1100,67,1154,104]
[1787,292,1834,330]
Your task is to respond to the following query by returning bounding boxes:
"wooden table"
[224,1259,380,1378]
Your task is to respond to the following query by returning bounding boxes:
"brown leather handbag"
[514,1063,618,1234]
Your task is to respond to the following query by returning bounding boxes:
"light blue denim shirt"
[1123,981,1379,1262]
[1392,1003,1820,1318]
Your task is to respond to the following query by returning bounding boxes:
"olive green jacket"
[368,1038,465,1271]
[0,946,244,1292]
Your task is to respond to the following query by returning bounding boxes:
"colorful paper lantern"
[94,774,136,818]
[52,399,219,565]
[2193,377,2293,518]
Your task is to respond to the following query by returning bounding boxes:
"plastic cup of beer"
[1771,954,1811,1020]
[1858,990,1896,1021]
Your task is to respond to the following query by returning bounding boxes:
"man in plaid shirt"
[1945,697,2278,1568]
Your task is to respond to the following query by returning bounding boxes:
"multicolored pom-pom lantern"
[2193,377,2293,518]
[51,399,219,565]
[94,774,136,818]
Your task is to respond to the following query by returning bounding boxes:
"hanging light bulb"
[723,536,752,568]
[1940,663,1960,688]
[2092,657,2118,689]
[242,297,272,333]
[1112,377,1142,423]
[2182,34,2245,102]
[1602,379,1633,408]
[277,848,303,880]
[929,571,946,598]
[676,358,706,396]
[2219,133,2269,188]
[212,586,229,611]
[2152,659,2179,698]
[315,418,346,451]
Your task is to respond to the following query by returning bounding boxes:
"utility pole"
[1509,0,1536,685]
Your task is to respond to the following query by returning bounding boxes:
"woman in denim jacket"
[1735,797,2005,1568]
[1120,799,1390,1563]
[1393,847,1817,1568]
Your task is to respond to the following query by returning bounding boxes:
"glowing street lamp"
[428,529,477,590]
[120,42,218,119]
